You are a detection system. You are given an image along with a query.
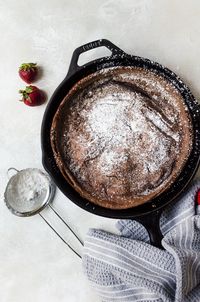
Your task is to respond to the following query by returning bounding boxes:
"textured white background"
[1,0,200,301]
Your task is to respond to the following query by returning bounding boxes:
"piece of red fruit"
[19,85,44,106]
[196,189,200,206]
[19,63,38,83]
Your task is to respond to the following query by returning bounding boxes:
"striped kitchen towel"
[83,180,200,302]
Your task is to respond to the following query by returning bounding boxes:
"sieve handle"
[7,167,19,179]
[49,204,83,246]
[67,39,125,77]
[39,205,83,259]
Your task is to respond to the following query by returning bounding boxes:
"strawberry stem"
[19,63,37,71]
[19,86,33,100]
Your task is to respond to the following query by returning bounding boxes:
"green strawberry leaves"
[19,63,37,71]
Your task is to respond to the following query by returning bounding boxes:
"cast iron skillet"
[41,39,200,248]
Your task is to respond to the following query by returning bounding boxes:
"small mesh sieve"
[4,167,82,258]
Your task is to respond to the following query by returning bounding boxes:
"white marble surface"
[1,0,200,301]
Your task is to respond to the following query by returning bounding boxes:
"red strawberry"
[19,86,44,106]
[19,63,38,83]
[196,189,200,206]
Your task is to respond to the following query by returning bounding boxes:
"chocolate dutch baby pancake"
[50,67,193,209]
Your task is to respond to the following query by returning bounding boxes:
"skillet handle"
[67,39,125,77]
[134,210,164,249]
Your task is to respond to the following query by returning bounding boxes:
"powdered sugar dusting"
[55,66,193,205]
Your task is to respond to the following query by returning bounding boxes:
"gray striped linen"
[83,180,200,302]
